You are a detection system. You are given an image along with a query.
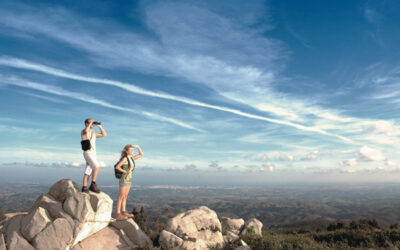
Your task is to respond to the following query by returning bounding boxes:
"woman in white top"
[81,118,107,193]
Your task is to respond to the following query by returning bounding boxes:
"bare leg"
[117,186,124,214]
[121,186,128,212]
[83,174,90,187]
[91,168,100,182]
[126,186,130,210]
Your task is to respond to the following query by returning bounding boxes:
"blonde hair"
[121,144,133,158]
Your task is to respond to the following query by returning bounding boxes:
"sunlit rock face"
[160,206,224,250]
[109,218,153,249]
[221,217,245,235]
[0,179,114,250]
[159,207,263,249]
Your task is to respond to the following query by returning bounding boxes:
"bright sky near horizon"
[1,0,400,184]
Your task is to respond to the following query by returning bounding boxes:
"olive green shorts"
[119,177,132,187]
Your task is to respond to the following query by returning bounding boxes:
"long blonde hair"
[121,144,133,159]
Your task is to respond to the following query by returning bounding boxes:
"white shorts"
[83,151,99,175]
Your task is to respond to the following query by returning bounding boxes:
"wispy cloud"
[0,57,354,143]
[19,91,68,104]
[142,112,204,133]
[0,3,395,152]
[2,0,399,178]
[165,164,198,172]
[366,120,396,136]
[364,7,382,25]
[0,124,41,134]
[364,8,376,24]
[2,75,203,132]
[369,66,400,102]
[0,147,92,162]
[0,3,363,144]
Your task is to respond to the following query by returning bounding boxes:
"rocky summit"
[0,179,151,250]
[0,179,262,250]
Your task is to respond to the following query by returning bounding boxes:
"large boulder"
[32,218,73,250]
[167,206,222,237]
[118,228,139,249]
[221,217,244,235]
[21,207,52,241]
[241,218,263,236]
[71,226,131,250]
[159,230,184,249]
[3,214,24,244]
[160,206,224,249]
[63,192,94,222]
[31,194,75,227]
[181,239,208,250]
[48,179,79,202]
[7,231,35,250]
[67,192,113,245]
[221,217,244,243]
[191,229,224,247]
[1,179,114,249]
[32,194,67,218]
[110,218,153,249]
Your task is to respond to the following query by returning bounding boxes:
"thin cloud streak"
[0,4,358,132]
[19,91,68,104]
[0,56,354,143]
[3,76,203,132]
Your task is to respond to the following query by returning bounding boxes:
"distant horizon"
[2,164,400,187]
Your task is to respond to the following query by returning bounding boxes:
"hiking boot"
[89,183,100,193]
[122,211,134,218]
[116,213,128,220]
[81,186,89,193]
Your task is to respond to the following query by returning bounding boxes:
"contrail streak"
[4,76,204,132]
[0,56,353,143]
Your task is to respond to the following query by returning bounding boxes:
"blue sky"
[1,0,400,184]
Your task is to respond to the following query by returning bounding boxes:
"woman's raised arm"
[132,145,143,160]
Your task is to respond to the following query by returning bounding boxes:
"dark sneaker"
[89,183,100,193]
[81,186,89,193]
